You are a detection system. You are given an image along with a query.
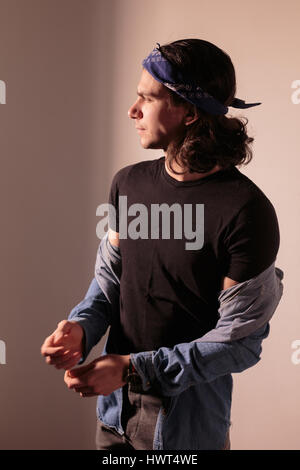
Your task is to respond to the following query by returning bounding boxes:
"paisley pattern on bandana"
[142,45,261,115]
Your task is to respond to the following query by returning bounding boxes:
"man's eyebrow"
[137,90,157,97]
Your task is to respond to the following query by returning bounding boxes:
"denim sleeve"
[131,265,284,397]
[130,323,270,397]
[68,277,112,364]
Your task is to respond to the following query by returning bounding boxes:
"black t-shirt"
[106,156,280,354]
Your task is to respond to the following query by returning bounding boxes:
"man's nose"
[128,101,142,119]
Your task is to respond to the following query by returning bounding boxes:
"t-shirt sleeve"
[223,194,280,282]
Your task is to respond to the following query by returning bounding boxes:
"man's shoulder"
[227,167,276,210]
[111,157,164,186]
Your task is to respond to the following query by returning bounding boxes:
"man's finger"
[79,392,98,398]
[46,349,73,363]
[40,335,56,354]
[45,352,70,365]
[45,349,72,364]
[67,361,95,378]
[66,377,86,389]
[52,321,74,345]
[41,345,65,357]
[65,365,97,388]
[55,352,82,370]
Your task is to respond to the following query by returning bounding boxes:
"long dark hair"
[159,39,254,174]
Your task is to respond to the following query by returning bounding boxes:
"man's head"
[129,38,254,174]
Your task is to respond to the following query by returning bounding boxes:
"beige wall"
[0,0,299,449]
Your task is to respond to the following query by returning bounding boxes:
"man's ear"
[184,104,199,126]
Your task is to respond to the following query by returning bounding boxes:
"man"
[41,39,283,450]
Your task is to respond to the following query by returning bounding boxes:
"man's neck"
[164,157,222,182]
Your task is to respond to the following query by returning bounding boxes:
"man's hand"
[64,354,131,397]
[41,320,84,370]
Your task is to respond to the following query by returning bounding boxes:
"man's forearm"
[68,277,112,363]
[67,232,120,365]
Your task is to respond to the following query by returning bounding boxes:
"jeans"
[95,384,162,450]
[95,384,231,450]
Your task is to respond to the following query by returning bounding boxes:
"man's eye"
[137,95,153,102]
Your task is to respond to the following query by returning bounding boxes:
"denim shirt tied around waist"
[68,232,284,450]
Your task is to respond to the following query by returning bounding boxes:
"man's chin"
[139,139,161,150]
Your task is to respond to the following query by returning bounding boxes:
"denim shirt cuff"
[130,351,157,392]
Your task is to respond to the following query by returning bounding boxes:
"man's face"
[128,69,188,151]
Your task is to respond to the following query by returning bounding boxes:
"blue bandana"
[142,44,261,115]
